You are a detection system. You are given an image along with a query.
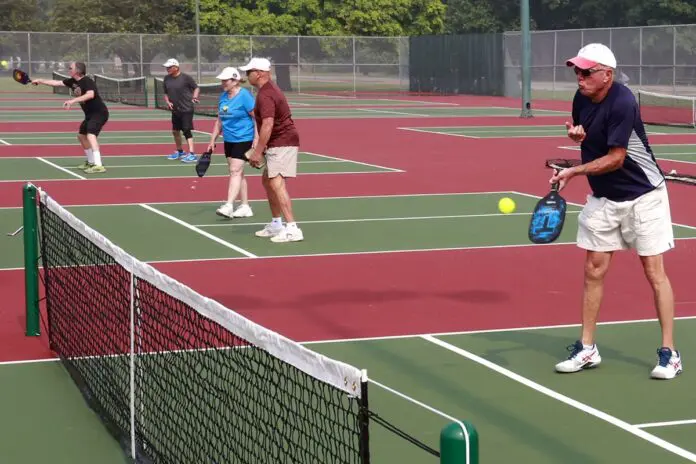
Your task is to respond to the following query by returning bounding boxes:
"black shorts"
[172,111,194,132]
[79,112,109,136]
[224,141,253,160]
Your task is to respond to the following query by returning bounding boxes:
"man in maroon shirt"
[241,57,304,243]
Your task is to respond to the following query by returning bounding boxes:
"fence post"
[352,36,357,94]
[27,32,31,73]
[297,35,301,93]
[520,0,532,117]
[23,183,40,337]
[440,420,479,464]
[86,33,90,72]
[673,26,677,95]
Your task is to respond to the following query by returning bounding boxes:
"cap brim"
[239,65,251,71]
[566,57,598,70]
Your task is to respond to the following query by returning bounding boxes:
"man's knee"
[584,251,612,281]
[641,255,668,287]
[182,129,193,139]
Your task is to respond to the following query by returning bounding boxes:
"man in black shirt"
[32,61,109,173]
[162,58,200,163]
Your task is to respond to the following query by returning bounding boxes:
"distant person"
[162,58,200,163]
[31,61,109,174]
[241,57,303,243]
[206,67,257,219]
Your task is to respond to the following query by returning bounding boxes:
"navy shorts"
[224,141,253,160]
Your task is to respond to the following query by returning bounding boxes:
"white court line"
[195,211,582,228]
[0,138,10,145]
[422,334,696,463]
[5,315,696,365]
[376,98,460,106]
[635,419,696,429]
[36,157,86,180]
[139,204,257,258]
[0,170,403,183]
[397,127,479,139]
[0,191,523,209]
[302,151,405,173]
[356,108,431,117]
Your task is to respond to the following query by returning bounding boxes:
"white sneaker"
[232,204,253,218]
[270,227,304,243]
[216,203,235,218]
[650,347,683,380]
[255,223,284,238]
[555,340,602,373]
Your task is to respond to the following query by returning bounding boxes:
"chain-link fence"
[504,24,696,100]
[0,32,409,93]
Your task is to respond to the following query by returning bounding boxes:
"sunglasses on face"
[574,67,604,77]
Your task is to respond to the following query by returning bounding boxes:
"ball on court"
[0,60,7,69]
[498,197,516,214]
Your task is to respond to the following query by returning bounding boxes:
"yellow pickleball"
[498,197,516,214]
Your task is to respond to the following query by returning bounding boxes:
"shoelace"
[566,341,584,359]
[657,348,672,367]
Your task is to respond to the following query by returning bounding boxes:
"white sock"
[286,222,298,229]
[92,150,102,167]
[272,217,283,227]
[84,149,94,164]
[583,344,594,350]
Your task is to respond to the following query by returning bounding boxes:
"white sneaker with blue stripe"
[650,347,682,380]
[181,153,198,163]
[555,340,602,373]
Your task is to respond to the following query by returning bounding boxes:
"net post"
[440,420,478,464]
[23,182,40,336]
[358,369,370,464]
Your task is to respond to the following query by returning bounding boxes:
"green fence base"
[440,420,479,464]
[23,183,40,336]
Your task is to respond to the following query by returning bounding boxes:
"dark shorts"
[224,141,253,160]
[172,111,194,132]
[78,112,109,136]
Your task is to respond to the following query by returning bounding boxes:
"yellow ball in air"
[498,197,516,214]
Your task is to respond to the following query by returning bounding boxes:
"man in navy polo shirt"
[551,43,682,380]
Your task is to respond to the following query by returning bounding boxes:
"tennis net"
[153,77,220,117]
[637,90,696,128]
[35,188,370,463]
[51,72,72,95]
[94,74,148,107]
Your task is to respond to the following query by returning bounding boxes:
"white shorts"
[265,146,299,178]
[577,184,675,256]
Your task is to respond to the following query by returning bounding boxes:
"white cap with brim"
[216,67,242,81]
[566,43,617,70]
[163,58,180,68]
[239,57,271,72]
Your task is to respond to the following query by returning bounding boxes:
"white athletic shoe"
[216,203,235,218]
[232,204,253,218]
[650,347,683,380]
[255,223,284,238]
[555,340,602,373]
[270,227,304,243]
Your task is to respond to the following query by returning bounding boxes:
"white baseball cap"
[163,58,180,68]
[239,57,271,72]
[566,43,617,70]
[216,67,242,81]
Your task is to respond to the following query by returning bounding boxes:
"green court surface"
[400,125,696,139]
[0,152,398,181]
[560,143,696,164]
[1,190,696,463]
[1,192,695,269]
[2,319,696,463]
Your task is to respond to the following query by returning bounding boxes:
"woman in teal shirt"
[207,67,258,218]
